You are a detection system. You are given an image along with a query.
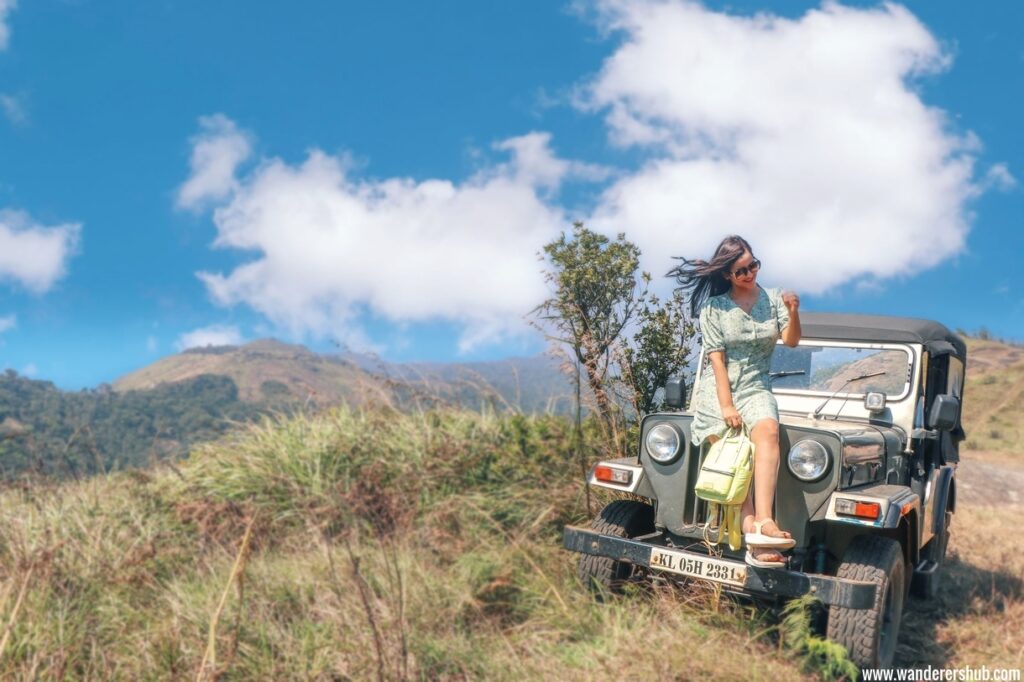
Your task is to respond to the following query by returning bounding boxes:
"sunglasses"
[731,258,761,278]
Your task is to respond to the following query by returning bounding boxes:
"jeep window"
[770,343,912,399]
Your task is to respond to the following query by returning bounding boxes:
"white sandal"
[744,520,796,550]
[745,549,786,568]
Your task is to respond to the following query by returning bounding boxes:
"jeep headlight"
[646,424,681,463]
[787,440,829,481]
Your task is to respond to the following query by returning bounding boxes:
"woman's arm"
[708,350,742,429]
[780,291,802,347]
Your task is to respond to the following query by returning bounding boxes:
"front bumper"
[564,526,877,609]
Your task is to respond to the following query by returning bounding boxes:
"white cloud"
[582,0,983,295]
[146,335,158,353]
[21,362,36,377]
[0,93,27,125]
[176,114,253,211]
[187,122,579,352]
[492,132,610,191]
[182,2,997,352]
[983,163,1016,192]
[0,0,16,51]
[0,210,80,292]
[0,314,14,333]
[175,325,243,351]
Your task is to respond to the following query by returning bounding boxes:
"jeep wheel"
[912,510,952,600]
[578,500,654,598]
[827,536,906,670]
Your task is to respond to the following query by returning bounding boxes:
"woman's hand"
[782,290,800,313]
[721,405,743,430]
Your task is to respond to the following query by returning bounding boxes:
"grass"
[0,402,1019,679]
[961,338,1024,459]
[899,503,1024,671]
[0,406,814,680]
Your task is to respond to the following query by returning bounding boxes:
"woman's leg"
[746,418,790,561]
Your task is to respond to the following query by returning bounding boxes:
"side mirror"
[927,394,959,431]
[664,377,686,410]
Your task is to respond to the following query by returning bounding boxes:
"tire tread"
[827,535,905,670]
[577,500,654,596]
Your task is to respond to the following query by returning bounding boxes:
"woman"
[670,235,802,567]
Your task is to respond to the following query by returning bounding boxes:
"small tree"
[533,222,647,439]
[617,288,695,417]
[534,222,699,470]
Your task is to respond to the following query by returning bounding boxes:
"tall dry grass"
[0,404,1014,679]
[899,501,1024,671]
[0,405,822,680]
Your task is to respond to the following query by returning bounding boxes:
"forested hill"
[0,372,266,479]
[0,341,576,480]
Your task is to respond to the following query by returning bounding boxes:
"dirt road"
[955,455,1024,506]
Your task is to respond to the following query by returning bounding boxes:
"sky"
[0,0,1020,389]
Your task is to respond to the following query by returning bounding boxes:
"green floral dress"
[691,286,791,445]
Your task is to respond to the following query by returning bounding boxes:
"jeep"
[563,312,965,670]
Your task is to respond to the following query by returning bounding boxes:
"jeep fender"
[824,484,921,573]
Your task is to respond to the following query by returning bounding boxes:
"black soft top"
[799,312,966,360]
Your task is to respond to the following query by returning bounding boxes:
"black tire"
[827,536,906,671]
[912,510,952,600]
[577,500,655,598]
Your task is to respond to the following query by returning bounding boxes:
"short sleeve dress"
[690,286,791,446]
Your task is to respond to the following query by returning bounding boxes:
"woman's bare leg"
[741,479,755,530]
[746,418,790,561]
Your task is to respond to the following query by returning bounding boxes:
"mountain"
[114,339,577,414]
[113,339,375,407]
[380,356,579,414]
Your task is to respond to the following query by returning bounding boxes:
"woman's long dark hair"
[668,235,754,317]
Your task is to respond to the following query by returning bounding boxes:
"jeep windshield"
[769,342,912,399]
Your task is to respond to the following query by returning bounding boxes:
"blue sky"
[0,0,1019,389]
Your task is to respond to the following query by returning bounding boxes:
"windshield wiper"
[809,371,886,419]
[769,370,806,379]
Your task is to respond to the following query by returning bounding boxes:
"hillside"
[0,341,578,480]
[391,355,579,414]
[961,337,1024,456]
[113,339,376,406]
[114,338,576,414]
[0,372,266,479]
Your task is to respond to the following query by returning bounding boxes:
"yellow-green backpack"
[694,427,754,549]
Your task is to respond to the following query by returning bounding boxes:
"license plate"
[648,547,747,587]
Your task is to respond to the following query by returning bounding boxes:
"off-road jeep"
[563,313,965,671]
